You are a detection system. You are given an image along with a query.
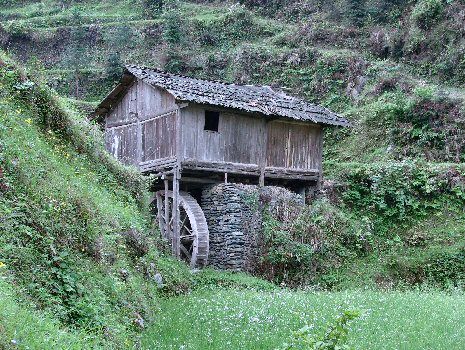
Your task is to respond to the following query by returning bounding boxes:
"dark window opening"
[204,110,219,132]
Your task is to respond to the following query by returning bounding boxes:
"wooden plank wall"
[266,121,322,170]
[105,82,138,126]
[105,124,138,165]
[136,80,176,120]
[181,105,322,171]
[180,106,265,165]
[141,112,177,162]
[104,80,177,166]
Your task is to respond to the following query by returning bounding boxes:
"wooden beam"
[172,168,180,258]
[155,192,166,239]
[181,160,319,181]
[138,107,180,123]
[165,176,223,185]
[182,159,260,176]
[140,157,177,173]
[259,119,268,187]
[164,179,170,244]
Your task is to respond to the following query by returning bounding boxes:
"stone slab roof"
[93,65,350,127]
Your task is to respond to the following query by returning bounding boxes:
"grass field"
[142,288,465,350]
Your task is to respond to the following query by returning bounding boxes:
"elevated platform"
[141,156,320,191]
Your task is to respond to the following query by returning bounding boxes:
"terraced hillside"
[2,0,465,288]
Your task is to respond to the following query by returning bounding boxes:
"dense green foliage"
[0,52,195,347]
[281,310,360,350]
[0,274,101,349]
[260,200,371,287]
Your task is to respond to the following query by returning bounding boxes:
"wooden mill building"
[93,65,350,268]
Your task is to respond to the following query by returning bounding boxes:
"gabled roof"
[92,65,350,127]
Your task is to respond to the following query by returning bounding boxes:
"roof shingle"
[94,65,350,127]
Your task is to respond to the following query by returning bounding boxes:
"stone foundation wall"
[201,183,303,272]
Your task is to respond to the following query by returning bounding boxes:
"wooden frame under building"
[92,65,350,267]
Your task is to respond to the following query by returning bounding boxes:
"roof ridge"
[126,64,289,91]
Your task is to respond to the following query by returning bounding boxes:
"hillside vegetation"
[0,52,197,348]
[1,0,465,348]
[2,0,465,287]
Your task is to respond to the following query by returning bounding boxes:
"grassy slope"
[0,52,197,348]
[0,276,100,349]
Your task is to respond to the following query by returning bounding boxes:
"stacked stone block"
[201,183,303,272]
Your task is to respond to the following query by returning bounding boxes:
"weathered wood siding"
[104,79,323,174]
[104,80,177,166]
[141,112,177,162]
[105,82,138,127]
[180,106,265,166]
[105,124,138,165]
[266,121,322,170]
[180,105,322,171]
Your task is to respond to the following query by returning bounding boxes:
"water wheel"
[152,190,209,268]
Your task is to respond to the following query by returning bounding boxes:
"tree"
[142,0,164,19]
[65,9,86,98]
[347,0,365,27]
[105,52,123,83]
[162,10,183,44]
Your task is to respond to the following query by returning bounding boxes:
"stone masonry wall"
[201,183,303,272]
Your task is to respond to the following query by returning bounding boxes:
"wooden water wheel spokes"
[152,190,209,268]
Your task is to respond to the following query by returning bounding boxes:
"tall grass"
[0,273,101,349]
[142,288,465,349]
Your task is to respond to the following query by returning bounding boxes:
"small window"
[204,110,219,132]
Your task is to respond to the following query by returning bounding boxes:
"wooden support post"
[224,172,228,184]
[317,127,324,191]
[173,103,182,258]
[259,170,265,187]
[164,178,170,243]
[297,187,306,205]
[172,167,181,258]
[259,119,268,187]
[156,192,165,239]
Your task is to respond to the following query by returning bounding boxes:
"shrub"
[142,0,164,18]
[411,0,444,29]
[386,246,465,288]
[424,248,465,287]
[162,10,183,44]
[347,0,366,27]
[153,256,193,295]
[105,51,123,84]
[368,28,390,58]
[281,310,361,350]
[391,94,465,162]
[335,161,465,235]
[260,199,372,286]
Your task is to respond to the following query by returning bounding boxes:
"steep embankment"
[0,52,194,348]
